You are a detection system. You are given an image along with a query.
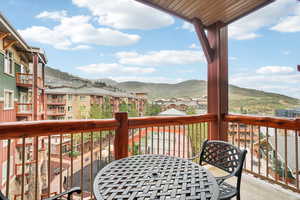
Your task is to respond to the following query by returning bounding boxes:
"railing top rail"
[16,72,33,76]
[0,119,119,140]
[128,113,217,129]
[225,114,300,130]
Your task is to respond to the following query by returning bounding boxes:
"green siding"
[0,52,18,98]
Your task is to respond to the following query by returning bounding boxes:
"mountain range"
[45,66,300,115]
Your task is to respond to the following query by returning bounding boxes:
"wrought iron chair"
[196,140,247,200]
[0,187,81,200]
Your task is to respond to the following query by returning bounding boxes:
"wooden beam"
[135,0,192,22]
[193,18,214,63]
[3,40,17,50]
[0,32,10,40]
[207,22,228,141]
[225,0,275,26]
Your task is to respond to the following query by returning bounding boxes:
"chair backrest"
[200,140,247,177]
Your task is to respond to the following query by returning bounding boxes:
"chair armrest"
[216,174,234,185]
[44,187,81,200]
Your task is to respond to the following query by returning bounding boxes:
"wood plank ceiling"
[136,0,274,27]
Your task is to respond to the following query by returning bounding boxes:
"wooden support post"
[207,22,228,141]
[33,54,38,120]
[114,112,129,159]
[3,40,17,50]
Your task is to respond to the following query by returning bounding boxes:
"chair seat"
[219,182,237,200]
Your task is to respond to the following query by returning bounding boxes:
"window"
[4,51,14,76]
[68,106,72,111]
[4,90,14,110]
[68,95,72,101]
[80,96,86,101]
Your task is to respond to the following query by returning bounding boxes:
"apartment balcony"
[47,99,66,105]
[16,103,32,117]
[46,108,66,116]
[16,73,33,88]
[0,113,299,200]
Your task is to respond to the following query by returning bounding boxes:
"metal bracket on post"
[114,112,129,159]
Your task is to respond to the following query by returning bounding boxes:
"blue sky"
[1,0,300,98]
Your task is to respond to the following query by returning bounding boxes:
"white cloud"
[18,11,140,50]
[72,0,174,30]
[256,66,294,74]
[189,43,200,49]
[282,50,291,55]
[181,22,194,32]
[77,63,155,75]
[228,0,298,40]
[116,50,205,66]
[271,16,300,33]
[230,65,300,98]
[109,76,185,84]
[229,57,237,61]
[36,10,67,21]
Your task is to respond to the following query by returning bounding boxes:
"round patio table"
[93,154,219,200]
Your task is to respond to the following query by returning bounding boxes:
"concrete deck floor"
[207,167,300,200]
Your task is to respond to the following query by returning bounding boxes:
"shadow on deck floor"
[207,167,300,200]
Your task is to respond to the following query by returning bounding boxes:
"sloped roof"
[269,135,300,174]
[45,87,136,98]
[135,0,274,27]
[159,108,187,116]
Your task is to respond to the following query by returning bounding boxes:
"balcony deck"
[0,113,299,200]
[209,166,300,200]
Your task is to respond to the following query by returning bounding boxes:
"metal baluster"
[266,127,269,178]
[258,126,261,175]
[81,132,84,200]
[178,125,181,157]
[157,126,160,154]
[237,123,240,148]
[145,127,148,154]
[21,137,25,200]
[34,137,39,200]
[284,129,288,185]
[48,136,51,197]
[250,125,254,172]
[151,127,154,154]
[183,125,186,158]
[60,134,63,194]
[187,124,190,158]
[90,132,94,199]
[70,134,74,188]
[108,131,111,162]
[173,126,176,156]
[168,126,171,155]
[295,130,299,190]
[139,128,141,155]
[275,128,278,182]
[163,126,165,155]
[6,139,11,197]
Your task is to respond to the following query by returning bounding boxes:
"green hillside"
[45,67,300,115]
[118,80,300,115]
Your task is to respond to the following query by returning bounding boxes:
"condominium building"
[45,87,148,120]
[0,13,47,200]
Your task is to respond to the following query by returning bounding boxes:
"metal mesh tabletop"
[94,155,219,200]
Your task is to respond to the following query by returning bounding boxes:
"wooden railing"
[225,114,300,193]
[0,113,215,200]
[47,99,66,105]
[1,113,299,199]
[46,108,66,116]
[16,103,32,115]
[16,73,33,87]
